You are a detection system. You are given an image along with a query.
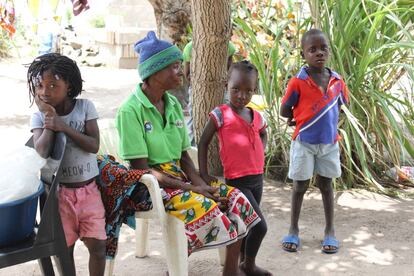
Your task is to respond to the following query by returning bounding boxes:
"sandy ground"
[0,59,413,276]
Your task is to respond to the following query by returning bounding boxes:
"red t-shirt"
[210,104,267,179]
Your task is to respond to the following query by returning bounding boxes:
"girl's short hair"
[27,53,83,103]
[228,60,258,79]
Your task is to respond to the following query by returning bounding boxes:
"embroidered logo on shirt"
[176,119,183,128]
[144,121,153,132]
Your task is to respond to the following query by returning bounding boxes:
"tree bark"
[147,0,191,44]
[191,0,231,175]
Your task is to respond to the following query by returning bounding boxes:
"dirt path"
[1,60,413,275]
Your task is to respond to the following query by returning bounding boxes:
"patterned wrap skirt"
[152,160,260,255]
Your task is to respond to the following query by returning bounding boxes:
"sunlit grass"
[233,0,414,191]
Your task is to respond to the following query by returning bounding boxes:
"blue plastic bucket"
[0,183,44,247]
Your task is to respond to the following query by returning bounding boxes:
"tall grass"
[315,0,414,189]
[233,0,414,189]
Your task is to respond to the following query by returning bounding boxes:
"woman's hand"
[200,173,218,185]
[215,196,229,211]
[191,184,218,200]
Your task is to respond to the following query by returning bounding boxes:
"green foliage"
[0,29,13,58]
[232,0,414,190]
[232,0,312,180]
[316,0,414,189]
[0,16,31,58]
[90,15,105,28]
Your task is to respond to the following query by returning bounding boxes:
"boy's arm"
[280,103,293,118]
[280,103,296,126]
[197,117,218,183]
[280,79,299,126]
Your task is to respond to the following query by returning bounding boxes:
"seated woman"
[115,31,260,276]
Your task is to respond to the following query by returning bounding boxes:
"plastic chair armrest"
[139,174,167,221]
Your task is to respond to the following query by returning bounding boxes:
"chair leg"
[54,253,76,276]
[163,216,188,276]
[38,257,55,276]
[105,259,115,276]
[135,218,150,257]
[218,247,226,266]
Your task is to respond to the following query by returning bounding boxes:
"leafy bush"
[232,0,414,190]
[232,0,312,180]
[0,30,13,58]
[90,15,105,28]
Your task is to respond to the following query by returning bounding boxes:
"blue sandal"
[282,234,300,252]
[322,236,339,254]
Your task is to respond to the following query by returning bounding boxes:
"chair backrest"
[34,133,67,245]
[188,147,198,170]
[99,119,125,164]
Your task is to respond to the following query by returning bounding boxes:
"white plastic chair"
[105,147,225,276]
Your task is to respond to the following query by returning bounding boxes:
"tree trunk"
[147,0,191,44]
[191,0,231,175]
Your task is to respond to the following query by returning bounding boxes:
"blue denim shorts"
[288,140,341,181]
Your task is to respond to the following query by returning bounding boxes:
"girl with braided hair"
[199,60,272,276]
[28,53,106,276]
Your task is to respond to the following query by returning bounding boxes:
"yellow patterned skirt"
[152,160,260,255]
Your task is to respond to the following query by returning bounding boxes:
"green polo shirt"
[182,41,236,62]
[116,84,191,165]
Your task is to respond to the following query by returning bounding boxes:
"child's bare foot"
[240,262,273,276]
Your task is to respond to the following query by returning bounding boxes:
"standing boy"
[280,29,349,254]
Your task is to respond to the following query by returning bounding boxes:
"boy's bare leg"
[83,238,106,276]
[283,179,310,251]
[316,175,336,251]
[223,240,245,276]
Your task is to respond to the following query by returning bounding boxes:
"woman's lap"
[153,161,260,255]
[165,182,260,255]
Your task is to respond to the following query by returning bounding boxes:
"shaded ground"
[0,59,413,275]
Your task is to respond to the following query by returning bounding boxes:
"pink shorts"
[58,180,107,246]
